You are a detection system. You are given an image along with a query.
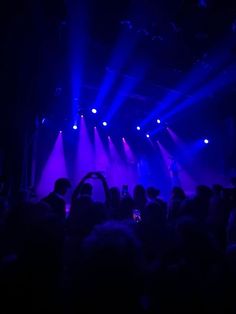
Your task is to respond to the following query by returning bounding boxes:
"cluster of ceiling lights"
[46,108,209,145]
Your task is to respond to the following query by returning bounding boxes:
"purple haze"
[76,115,95,180]
[37,132,68,198]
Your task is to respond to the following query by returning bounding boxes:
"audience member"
[1,173,236,314]
[69,222,144,314]
[42,178,71,222]
[109,186,121,218]
[168,186,186,220]
[134,184,147,212]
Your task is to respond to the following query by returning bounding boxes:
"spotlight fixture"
[91,108,97,114]
[204,138,209,144]
[59,130,62,134]
[157,119,161,124]
[73,124,78,130]
[146,134,150,138]
[102,121,108,126]
[81,114,84,118]
[136,126,141,131]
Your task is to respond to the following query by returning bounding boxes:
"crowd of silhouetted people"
[0,172,236,313]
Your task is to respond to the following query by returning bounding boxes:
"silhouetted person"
[80,182,93,197]
[42,178,71,222]
[147,187,159,203]
[69,172,109,238]
[140,201,167,260]
[168,186,186,220]
[4,201,65,313]
[181,185,212,223]
[208,185,227,246]
[71,172,110,207]
[110,187,121,207]
[147,186,167,213]
[69,222,143,314]
[117,196,135,222]
[133,184,146,212]
[109,187,121,219]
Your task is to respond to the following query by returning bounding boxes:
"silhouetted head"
[171,186,186,199]
[76,222,142,312]
[69,197,107,239]
[134,184,146,200]
[147,187,160,200]
[80,183,93,197]
[196,185,212,200]
[54,178,71,196]
[82,221,140,271]
[118,196,135,220]
[212,184,223,195]
[110,187,121,205]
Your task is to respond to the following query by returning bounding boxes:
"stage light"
[136,126,141,131]
[102,121,108,126]
[146,134,150,138]
[73,124,78,130]
[204,138,209,144]
[81,114,84,118]
[91,108,97,114]
[41,118,46,124]
[157,119,161,124]
[59,130,62,134]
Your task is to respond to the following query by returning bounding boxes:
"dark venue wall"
[0,0,69,198]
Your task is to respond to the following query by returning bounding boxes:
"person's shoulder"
[43,192,63,203]
[46,192,56,198]
[42,192,53,202]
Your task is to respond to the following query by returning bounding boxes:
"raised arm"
[71,172,92,203]
[95,172,111,208]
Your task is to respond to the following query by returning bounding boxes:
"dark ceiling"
[1,0,236,132]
